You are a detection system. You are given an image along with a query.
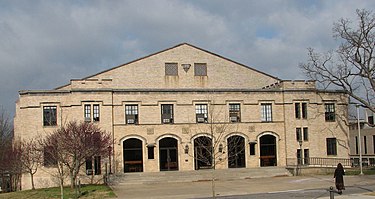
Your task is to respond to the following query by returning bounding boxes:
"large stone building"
[349,109,375,166]
[14,43,349,189]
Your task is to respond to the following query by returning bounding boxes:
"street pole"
[356,104,364,175]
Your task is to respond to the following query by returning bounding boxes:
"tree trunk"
[211,169,216,199]
[30,173,35,190]
[60,178,64,199]
[70,171,75,189]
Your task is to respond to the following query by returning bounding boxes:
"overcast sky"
[1,0,374,118]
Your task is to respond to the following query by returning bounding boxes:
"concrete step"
[109,167,292,185]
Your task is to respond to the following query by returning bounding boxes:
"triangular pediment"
[57,43,279,90]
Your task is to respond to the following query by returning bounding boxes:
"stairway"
[109,167,292,185]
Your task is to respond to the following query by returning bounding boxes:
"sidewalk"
[111,174,375,198]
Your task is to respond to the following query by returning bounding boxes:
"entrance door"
[194,136,212,170]
[159,138,178,171]
[259,135,277,167]
[123,138,143,172]
[228,135,246,168]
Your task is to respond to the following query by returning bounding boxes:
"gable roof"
[56,43,280,90]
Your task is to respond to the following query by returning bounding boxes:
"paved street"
[111,174,375,198]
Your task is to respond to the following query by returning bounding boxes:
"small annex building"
[14,43,349,189]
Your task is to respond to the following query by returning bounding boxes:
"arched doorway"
[227,135,246,168]
[123,138,143,172]
[159,137,179,171]
[259,134,277,167]
[194,136,212,170]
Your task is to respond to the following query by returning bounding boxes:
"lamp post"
[356,104,364,175]
[297,140,303,176]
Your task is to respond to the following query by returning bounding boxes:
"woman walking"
[334,163,345,194]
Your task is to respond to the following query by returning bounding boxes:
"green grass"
[345,167,375,175]
[0,184,116,199]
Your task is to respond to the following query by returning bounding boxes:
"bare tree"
[20,138,43,190]
[0,107,22,192]
[41,121,112,190]
[190,101,245,199]
[300,9,375,112]
[41,134,67,199]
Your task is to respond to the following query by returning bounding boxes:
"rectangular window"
[373,135,375,155]
[165,63,178,76]
[148,146,155,159]
[229,104,241,122]
[84,105,91,122]
[295,102,307,119]
[85,157,93,175]
[194,63,207,76]
[364,136,368,154]
[303,127,308,141]
[43,106,57,126]
[43,146,57,167]
[304,149,309,165]
[295,103,301,119]
[196,104,208,123]
[302,103,307,119]
[296,128,302,141]
[356,136,359,154]
[250,143,256,155]
[94,156,101,175]
[161,104,174,124]
[369,116,374,125]
[93,104,100,122]
[125,105,139,124]
[325,103,336,122]
[326,138,337,155]
[297,149,302,165]
[261,103,272,122]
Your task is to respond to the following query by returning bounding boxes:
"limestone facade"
[14,43,349,189]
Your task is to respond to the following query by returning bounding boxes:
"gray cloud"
[0,0,374,117]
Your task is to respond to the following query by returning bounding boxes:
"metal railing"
[286,157,352,167]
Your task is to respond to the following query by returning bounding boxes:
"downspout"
[111,90,115,174]
[282,86,288,167]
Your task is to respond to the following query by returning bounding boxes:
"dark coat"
[334,166,345,191]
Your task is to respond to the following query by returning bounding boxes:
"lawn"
[0,184,116,199]
[344,168,375,175]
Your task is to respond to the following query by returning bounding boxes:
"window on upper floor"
[296,128,302,141]
[295,102,307,119]
[194,63,207,76]
[325,103,335,122]
[84,104,100,122]
[43,106,57,126]
[326,138,337,155]
[303,127,309,141]
[84,104,91,122]
[161,104,174,124]
[229,104,241,123]
[165,63,178,76]
[93,104,100,122]
[196,104,208,123]
[261,103,272,122]
[125,105,139,124]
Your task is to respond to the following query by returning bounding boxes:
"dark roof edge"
[54,42,281,90]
